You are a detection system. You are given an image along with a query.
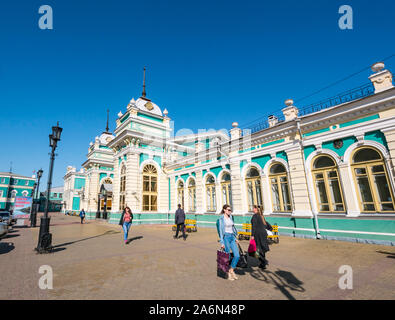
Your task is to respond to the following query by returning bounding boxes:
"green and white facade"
[65,62,395,245]
[63,167,86,214]
[39,186,64,212]
[0,172,35,210]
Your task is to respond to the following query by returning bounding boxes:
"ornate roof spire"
[105,109,110,133]
[142,66,147,98]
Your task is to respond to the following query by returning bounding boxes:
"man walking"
[174,204,186,240]
[79,208,86,224]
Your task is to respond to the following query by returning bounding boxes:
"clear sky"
[1,0,394,190]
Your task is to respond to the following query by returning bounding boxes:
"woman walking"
[251,205,272,269]
[218,204,240,281]
[119,207,133,244]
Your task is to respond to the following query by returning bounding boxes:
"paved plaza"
[0,213,394,300]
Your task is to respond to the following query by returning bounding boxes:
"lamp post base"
[30,212,37,228]
[35,216,53,254]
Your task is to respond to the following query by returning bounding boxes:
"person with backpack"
[217,204,240,281]
[174,204,186,240]
[119,206,133,244]
[79,209,86,224]
[251,205,273,269]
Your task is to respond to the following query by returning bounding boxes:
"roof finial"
[142,66,147,98]
[106,109,110,132]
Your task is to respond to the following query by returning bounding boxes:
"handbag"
[230,243,249,268]
[217,249,230,278]
[248,238,257,255]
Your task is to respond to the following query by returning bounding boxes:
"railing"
[248,111,285,134]
[298,82,374,117]
[245,83,375,134]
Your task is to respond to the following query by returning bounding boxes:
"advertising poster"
[13,196,32,225]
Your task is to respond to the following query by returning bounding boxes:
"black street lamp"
[36,122,62,253]
[103,188,108,220]
[29,182,37,226]
[30,168,43,227]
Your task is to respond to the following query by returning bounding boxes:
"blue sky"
[0,0,394,190]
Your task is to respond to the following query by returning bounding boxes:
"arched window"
[352,147,395,212]
[119,165,126,210]
[245,167,263,212]
[312,155,345,212]
[269,163,292,212]
[221,172,232,207]
[142,164,158,211]
[177,180,185,209]
[206,174,216,212]
[188,179,196,212]
[22,190,28,197]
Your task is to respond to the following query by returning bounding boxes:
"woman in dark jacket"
[119,207,133,244]
[251,205,272,269]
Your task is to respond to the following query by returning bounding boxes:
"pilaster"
[87,168,100,212]
[195,170,204,213]
[112,157,120,212]
[125,153,140,212]
[338,163,360,217]
[229,160,245,214]
[287,147,312,217]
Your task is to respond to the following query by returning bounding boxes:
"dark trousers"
[80,217,84,224]
[258,250,268,266]
[175,223,186,239]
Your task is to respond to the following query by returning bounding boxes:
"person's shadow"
[234,255,305,300]
[52,230,120,249]
[376,250,395,259]
[126,236,143,244]
[0,242,15,255]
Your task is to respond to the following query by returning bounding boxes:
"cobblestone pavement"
[1,213,394,300]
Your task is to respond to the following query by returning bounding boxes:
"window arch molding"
[350,146,395,213]
[139,159,161,174]
[344,140,395,214]
[204,173,217,212]
[243,164,264,212]
[311,154,346,213]
[241,162,263,183]
[343,140,390,165]
[268,161,292,212]
[202,171,218,186]
[305,149,344,215]
[119,164,127,211]
[185,175,196,187]
[262,157,290,176]
[118,160,127,174]
[219,169,232,208]
[99,176,113,186]
[142,163,159,212]
[186,176,196,212]
[305,149,342,172]
[177,179,185,209]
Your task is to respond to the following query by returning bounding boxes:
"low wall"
[84,211,395,246]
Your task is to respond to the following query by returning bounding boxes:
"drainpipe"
[296,119,322,239]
